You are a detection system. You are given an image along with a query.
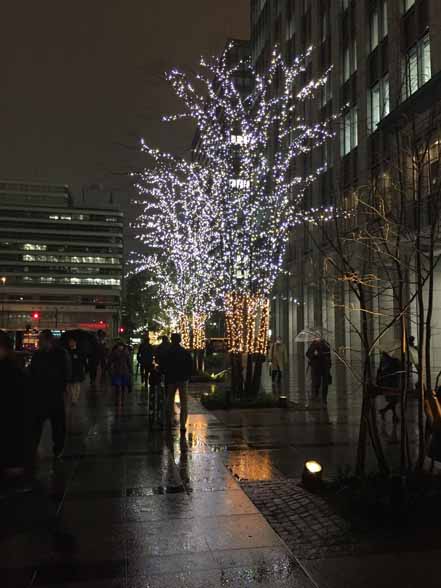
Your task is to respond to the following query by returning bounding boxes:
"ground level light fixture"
[302,460,323,491]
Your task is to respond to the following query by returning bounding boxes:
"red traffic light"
[118,326,125,334]
[32,312,40,320]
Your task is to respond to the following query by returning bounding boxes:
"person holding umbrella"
[302,332,332,405]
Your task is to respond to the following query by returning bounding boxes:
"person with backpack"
[163,333,193,431]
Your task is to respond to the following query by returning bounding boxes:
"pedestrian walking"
[0,331,29,478]
[155,335,171,374]
[306,337,332,404]
[377,348,401,424]
[269,336,288,394]
[108,341,131,406]
[163,333,193,431]
[65,336,87,406]
[137,333,154,386]
[30,330,71,462]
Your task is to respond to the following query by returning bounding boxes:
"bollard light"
[302,460,323,491]
[279,395,288,408]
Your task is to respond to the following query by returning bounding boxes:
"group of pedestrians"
[0,327,194,483]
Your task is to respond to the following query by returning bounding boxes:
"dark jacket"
[163,344,193,383]
[67,348,87,383]
[30,346,71,400]
[155,341,171,372]
[0,356,28,468]
[306,340,331,373]
[137,342,154,367]
[108,348,131,377]
[376,352,402,389]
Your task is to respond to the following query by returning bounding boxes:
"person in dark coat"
[155,335,171,374]
[65,336,87,406]
[377,350,401,423]
[137,334,154,386]
[30,330,71,460]
[0,331,29,476]
[163,333,193,431]
[306,337,332,404]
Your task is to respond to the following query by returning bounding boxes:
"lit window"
[368,75,389,132]
[403,34,431,99]
[370,10,379,51]
[341,107,358,156]
[343,40,357,82]
[383,1,388,37]
[321,74,333,107]
[321,9,328,42]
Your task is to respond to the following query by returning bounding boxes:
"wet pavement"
[1,377,439,587]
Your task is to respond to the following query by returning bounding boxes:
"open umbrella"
[295,329,322,343]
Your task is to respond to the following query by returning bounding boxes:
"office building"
[0,180,123,335]
[250,0,441,396]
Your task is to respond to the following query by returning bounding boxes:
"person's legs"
[49,398,66,457]
[140,364,147,385]
[32,412,46,458]
[178,382,188,431]
[321,372,329,404]
[89,359,98,388]
[115,384,122,405]
[165,383,177,428]
[65,383,72,406]
[72,382,81,405]
[311,369,321,399]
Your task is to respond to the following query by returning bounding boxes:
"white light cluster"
[132,44,335,340]
[131,149,218,332]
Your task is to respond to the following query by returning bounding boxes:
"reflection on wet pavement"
[0,377,427,588]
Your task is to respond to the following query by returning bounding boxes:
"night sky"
[0,1,249,213]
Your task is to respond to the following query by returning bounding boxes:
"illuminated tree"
[132,149,218,350]
[164,45,334,395]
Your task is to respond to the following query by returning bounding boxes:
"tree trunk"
[225,292,270,399]
[229,352,243,402]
